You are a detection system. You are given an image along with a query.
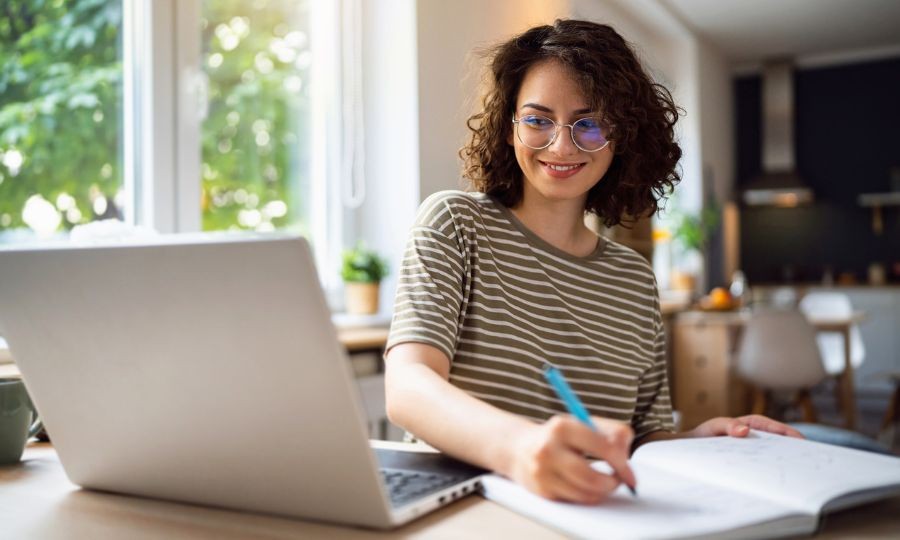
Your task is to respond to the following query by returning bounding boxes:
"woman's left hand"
[689,415,804,439]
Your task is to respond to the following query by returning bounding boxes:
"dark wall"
[735,57,900,284]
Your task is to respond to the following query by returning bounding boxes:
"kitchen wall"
[736,57,900,284]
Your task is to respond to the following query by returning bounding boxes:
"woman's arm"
[634,415,804,450]
[385,342,637,504]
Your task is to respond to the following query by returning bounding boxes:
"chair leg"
[751,387,768,416]
[880,382,900,432]
[832,375,844,417]
[797,389,818,423]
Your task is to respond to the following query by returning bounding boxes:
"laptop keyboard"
[380,467,473,507]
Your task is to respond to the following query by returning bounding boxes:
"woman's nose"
[548,125,579,156]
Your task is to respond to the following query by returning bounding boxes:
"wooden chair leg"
[880,382,900,432]
[751,387,768,416]
[797,389,818,424]
[832,375,844,417]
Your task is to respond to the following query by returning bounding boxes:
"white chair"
[798,292,865,375]
[736,308,827,422]
[769,287,799,308]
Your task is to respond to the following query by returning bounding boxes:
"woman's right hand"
[504,415,636,504]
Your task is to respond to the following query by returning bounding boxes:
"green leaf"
[341,242,389,283]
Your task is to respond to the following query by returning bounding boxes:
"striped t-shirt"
[386,190,674,441]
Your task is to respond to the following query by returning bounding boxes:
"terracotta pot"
[670,271,697,293]
[345,282,380,314]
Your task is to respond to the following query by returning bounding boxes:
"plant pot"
[345,282,380,315]
[670,270,697,294]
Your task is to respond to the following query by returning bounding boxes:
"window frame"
[124,0,343,294]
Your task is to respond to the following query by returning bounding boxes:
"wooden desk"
[338,326,390,354]
[3,445,899,539]
[673,311,864,430]
[3,444,561,539]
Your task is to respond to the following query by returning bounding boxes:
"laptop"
[0,234,485,528]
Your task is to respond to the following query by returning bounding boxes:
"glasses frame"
[511,114,611,153]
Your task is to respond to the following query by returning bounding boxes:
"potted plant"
[669,200,719,294]
[341,242,389,314]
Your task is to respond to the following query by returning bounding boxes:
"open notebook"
[482,431,900,539]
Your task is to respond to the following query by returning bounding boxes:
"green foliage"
[0,0,123,233]
[341,243,388,284]
[0,0,312,237]
[200,0,311,233]
[671,199,720,254]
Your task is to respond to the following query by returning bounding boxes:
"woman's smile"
[539,160,587,178]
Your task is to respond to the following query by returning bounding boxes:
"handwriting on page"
[702,437,837,487]
[634,431,900,512]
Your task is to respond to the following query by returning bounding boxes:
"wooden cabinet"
[672,315,750,430]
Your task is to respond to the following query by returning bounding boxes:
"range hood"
[742,60,813,207]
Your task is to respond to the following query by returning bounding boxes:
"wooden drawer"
[672,321,749,429]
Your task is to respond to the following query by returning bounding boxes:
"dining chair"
[736,307,827,422]
[798,291,865,423]
[768,286,799,308]
[798,291,865,375]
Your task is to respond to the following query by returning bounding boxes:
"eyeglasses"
[512,114,610,152]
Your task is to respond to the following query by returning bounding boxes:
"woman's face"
[510,59,615,208]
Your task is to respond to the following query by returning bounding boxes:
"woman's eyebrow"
[520,102,594,115]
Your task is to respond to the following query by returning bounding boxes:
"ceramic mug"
[0,377,42,465]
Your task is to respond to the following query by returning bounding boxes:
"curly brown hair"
[461,19,682,227]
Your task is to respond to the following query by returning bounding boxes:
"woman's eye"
[576,118,601,130]
[522,116,553,128]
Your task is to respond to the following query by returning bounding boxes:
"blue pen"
[543,363,637,496]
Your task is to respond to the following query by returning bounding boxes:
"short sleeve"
[385,197,469,363]
[631,296,676,441]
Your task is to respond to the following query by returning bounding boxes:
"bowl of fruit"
[698,287,738,311]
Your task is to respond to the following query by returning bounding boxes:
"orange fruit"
[709,287,732,309]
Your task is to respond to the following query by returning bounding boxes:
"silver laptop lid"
[0,234,395,527]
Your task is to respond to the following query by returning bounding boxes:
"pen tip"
[628,485,638,497]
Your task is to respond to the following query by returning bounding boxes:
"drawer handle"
[696,391,708,404]
[695,355,708,368]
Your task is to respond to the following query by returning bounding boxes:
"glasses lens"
[572,117,608,151]
[517,115,555,149]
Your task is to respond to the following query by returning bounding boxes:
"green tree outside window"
[0,0,123,238]
[200,0,311,234]
[0,0,313,239]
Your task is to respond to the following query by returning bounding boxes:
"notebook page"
[632,431,900,514]
[481,461,811,540]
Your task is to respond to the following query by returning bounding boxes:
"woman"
[384,19,800,504]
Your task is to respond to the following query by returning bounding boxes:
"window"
[200,0,312,235]
[0,0,124,241]
[2,1,338,256]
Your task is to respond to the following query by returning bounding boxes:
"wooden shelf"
[858,192,900,234]
[858,192,900,206]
